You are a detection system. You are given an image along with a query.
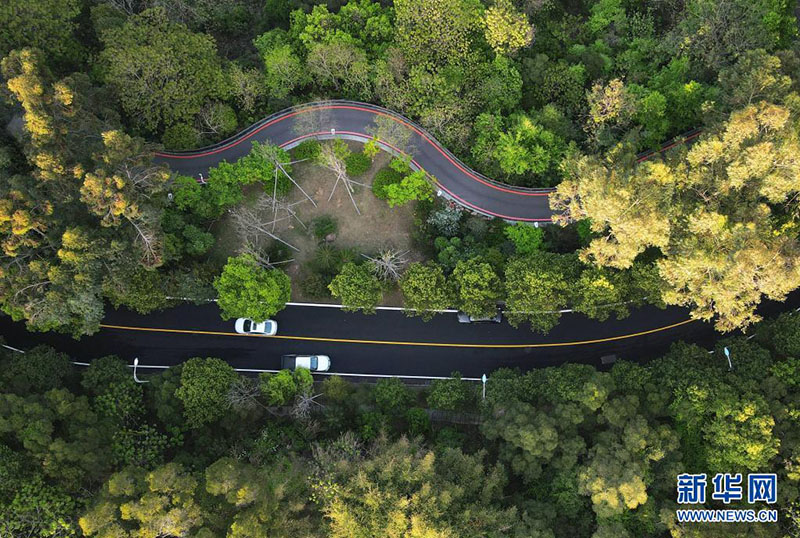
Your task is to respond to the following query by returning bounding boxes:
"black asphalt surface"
[0,303,715,377]
[155,101,554,222]
[4,292,797,377]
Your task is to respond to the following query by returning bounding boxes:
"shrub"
[406,407,431,437]
[427,207,462,237]
[293,139,321,161]
[345,152,372,176]
[359,411,387,441]
[363,139,381,159]
[312,215,338,240]
[308,245,356,277]
[301,273,330,298]
[372,166,403,200]
[374,378,413,414]
[427,372,474,411]
[182,224,215,256]
[322,375,352,402]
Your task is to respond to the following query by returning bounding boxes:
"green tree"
[307,41,372,100]
[259,369,313,406]
[672,0,797,73]
[0,50,168,335]
[99,7,229,132]
[400,262,454,320]
[0,389,113,487]
[175,358,238,428]
[0,476,78,538]
[573,266,630,321]
[371,166,403,200]
[328,262,383,313]
[214,254,291,321]
[504,253,575,333]
[394,0,482,68]
[452,257,503,318]
[205,457,317,537]
[483,0,534,55]
[384,170,435,207]
[1,345,73,395]
[261,44,307,100]
[312,436,523,537]
[703,394,779,472]
[472,113,566,187]
[504,223,544,255]
[81,355,130,395]
[0,0,82,66]
[80,464,206,538]
[718,49,793,109]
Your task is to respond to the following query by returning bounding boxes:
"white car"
[281,354,331,372]
[234,318,278,336]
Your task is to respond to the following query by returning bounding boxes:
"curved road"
[155,100,554,222]
[0,104,740,377]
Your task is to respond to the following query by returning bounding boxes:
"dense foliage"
[3,312,800,536]
[1,0,798,335]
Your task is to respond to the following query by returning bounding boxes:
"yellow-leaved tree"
[552,101,800,331]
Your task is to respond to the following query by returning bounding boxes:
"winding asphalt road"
[0,103,753,376]
[155,100,554,222]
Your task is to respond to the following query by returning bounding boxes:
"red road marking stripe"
[156,104,553,197]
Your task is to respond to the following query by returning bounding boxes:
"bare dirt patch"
[213,141,424,305]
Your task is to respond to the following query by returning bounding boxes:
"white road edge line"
[70,361,480,381]
[165,296,460,313]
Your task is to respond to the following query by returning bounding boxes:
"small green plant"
[374,377,413,414]
[363,139,381,159]
[312,215,338,240]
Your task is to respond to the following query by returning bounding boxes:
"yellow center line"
[99,318,697,349]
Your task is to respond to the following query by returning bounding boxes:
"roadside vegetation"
[1,0,799,335]
[3,311,800,536]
